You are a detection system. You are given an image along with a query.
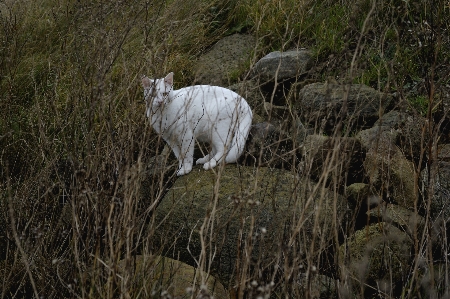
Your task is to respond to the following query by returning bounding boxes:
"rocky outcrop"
[144,34,450,298]
[153,166,346,287]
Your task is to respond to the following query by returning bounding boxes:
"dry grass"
[0,0,449,298]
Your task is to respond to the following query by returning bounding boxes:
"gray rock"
[340,223,413,296]
[366,203,424,237]
[251,50,313,82]
[374,111,427,161]
[297,83,393,134]
[363,131,417,209]
[194,34,256,86]
[152,166,346,286]
[355,125,391,151]
[290,118,312,145]
[302,135,365,187]
[355,111,427,211]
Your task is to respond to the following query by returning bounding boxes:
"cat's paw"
[176,164,193,176]
[196,156,209,165]
[203,160,217,170]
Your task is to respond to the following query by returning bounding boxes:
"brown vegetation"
[1,0,449,298]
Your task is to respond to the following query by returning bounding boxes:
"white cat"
[142,72,253,176]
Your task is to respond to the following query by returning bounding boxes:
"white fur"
[142,72,253,176]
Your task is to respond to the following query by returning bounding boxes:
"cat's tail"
[225,102,253,164]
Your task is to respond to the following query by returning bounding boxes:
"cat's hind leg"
[202,146,225,170]
[196,154,211,165]
[196,147,216,165]
[202,154,222,170]
[202,128,234,170]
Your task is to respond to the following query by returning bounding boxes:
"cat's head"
[141,72,174,108]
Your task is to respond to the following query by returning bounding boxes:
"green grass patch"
[410,95,429,116]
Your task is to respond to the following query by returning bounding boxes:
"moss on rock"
[152,165,346,287]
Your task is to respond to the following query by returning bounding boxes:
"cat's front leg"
[176,132,195,176]
[175,148,193,176]
[176,161,193,176]
[202,136,226,170]
[164,139,192,176]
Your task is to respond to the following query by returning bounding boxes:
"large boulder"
[251,50,313,83]
[194,34,256,86]
[152,165,346,288]
[297,83,393,133]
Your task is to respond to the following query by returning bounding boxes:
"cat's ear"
[164,72,174,86]
[141,76,152,88]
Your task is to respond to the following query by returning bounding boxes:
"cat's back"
[178,85,241,103]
